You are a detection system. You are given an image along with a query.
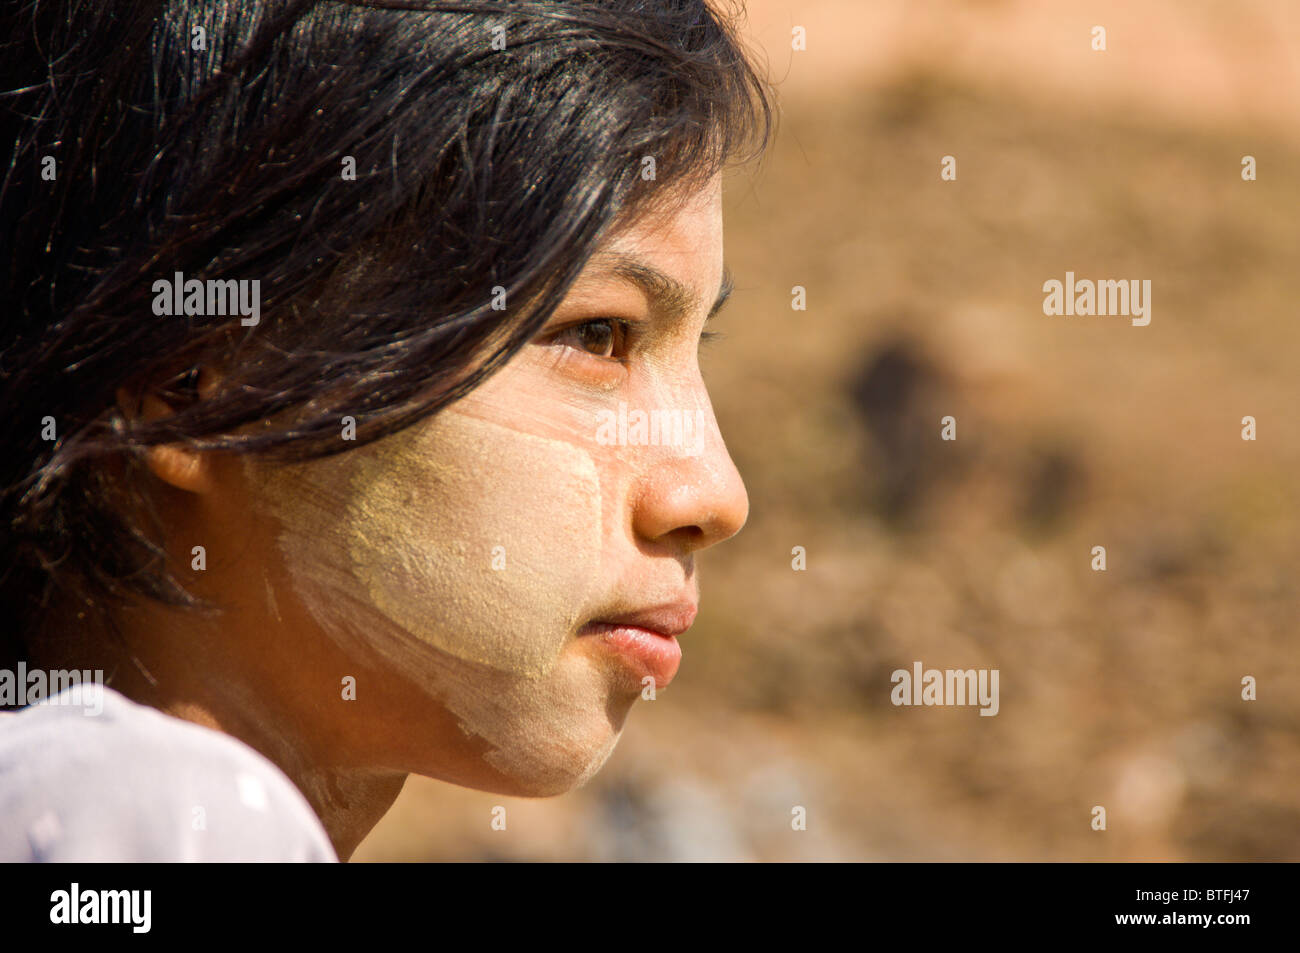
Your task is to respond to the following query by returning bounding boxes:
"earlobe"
[115,385,217,495]
[145,441,215,495]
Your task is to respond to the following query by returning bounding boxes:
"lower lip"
[580,623,682,690]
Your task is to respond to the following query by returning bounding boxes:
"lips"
[588,602,698,638]
[579,600,697,690]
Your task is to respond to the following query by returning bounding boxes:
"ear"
[116,368,222,495]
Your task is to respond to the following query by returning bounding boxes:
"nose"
[630,402,749,553]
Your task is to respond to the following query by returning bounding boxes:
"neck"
[40,602,406,861]
[157,693,407,861]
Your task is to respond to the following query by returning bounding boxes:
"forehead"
[604,174,722,266]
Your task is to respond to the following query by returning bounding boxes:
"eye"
[550,318,631,360]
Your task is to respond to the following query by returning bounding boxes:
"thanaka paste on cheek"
[254,407,602,680]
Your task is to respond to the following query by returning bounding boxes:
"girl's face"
[242,173,748,794]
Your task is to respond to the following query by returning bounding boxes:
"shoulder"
[0,682,337,862]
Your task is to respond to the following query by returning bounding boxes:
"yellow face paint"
[252,407,602,680]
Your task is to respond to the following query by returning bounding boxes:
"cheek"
[259,409,604,679]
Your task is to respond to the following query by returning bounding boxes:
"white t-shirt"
[0,684,337,862]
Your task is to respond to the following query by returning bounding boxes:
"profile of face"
[204,173,747,797]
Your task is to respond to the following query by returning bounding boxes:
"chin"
[467,674,639,796]
[508,745,620,797]
[401,643,645,795]
[490,700,634,796]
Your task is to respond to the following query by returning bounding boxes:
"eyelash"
[548,318,636,361]
[540,317,722,377]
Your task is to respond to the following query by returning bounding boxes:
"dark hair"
[0,0,772,662]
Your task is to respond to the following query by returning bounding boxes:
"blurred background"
[355,0,1300,861]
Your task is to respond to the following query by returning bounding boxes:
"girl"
[0,0,772,860]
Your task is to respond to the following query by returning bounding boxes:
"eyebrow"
[588,252,734,323]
